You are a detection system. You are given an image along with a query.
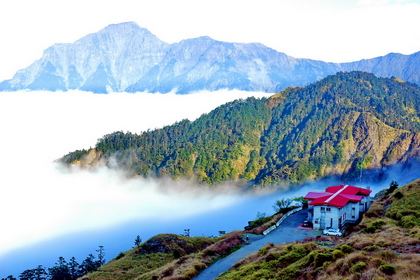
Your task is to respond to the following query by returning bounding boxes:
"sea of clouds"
[1,89,416,277]
[0,90,277,274]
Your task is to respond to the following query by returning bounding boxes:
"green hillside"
[61,71,420,186]
[80,231,246,280]
[216,180,420,280]
[76,179,420,280]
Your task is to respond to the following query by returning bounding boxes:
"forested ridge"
[61,71,420,186]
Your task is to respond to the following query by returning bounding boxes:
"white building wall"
[312,205,341,229]
[340,202,360,223]
[312,206,321,229]
[359,196,371,212]
[310,194,372,230]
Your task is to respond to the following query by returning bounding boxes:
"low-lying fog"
[1,90,274,276]
[1,90,417,277]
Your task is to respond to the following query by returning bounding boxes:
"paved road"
[194,209,322,280]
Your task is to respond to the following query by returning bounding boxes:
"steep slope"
[258,72,420,184]
[1,22,420,93]
[60,72,420,186]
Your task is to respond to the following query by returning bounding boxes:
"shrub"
[332,249,345,260]
[340,244,355,254]
[193,262,207,271]
[313,252,333,268]
[161,266,174,278]
[302,242,318,252]
[363,245,380,252]
[386,180,399,195]
[182,266,200,279]
[248,216,272,228]
[371,257,384,267]
[401,215,416,228]
[115,252,125,260]
[277,245,310,267]
[365,220,386,233]
[350,261,367,274]
[379,264,396,275]
[372,220,386,228]
[202,231,243,259]
[346,251,370,266]
[393,191,404,199]
[258,245,270,257]
[375,250,397,261]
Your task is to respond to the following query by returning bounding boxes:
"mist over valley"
[62,72,420,188]
[0,90,273,276]
[3,73,420,277]
[1,1,420,278]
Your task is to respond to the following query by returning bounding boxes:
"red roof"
[305,192,331,200]
[304,185,371,208]
[326,185,372,196]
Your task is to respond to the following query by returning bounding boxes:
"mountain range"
[60,71,420,186]
[1,22,419,94]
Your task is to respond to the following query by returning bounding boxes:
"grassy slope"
[80,180,420,280]
[217,179,420,280]
[79,213,284,280]
[80,232,244,280]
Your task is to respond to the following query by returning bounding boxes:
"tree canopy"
[61,72,420,186]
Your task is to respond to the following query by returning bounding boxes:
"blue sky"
[1,0,420,275]
[0,0,419,80]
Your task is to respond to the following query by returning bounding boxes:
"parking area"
[262,208,322,243]
[194,208,323,280]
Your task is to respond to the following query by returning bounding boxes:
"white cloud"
[0,88,418,276]
[0,90,271,256]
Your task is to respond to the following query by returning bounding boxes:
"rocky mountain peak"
[0,22,419,93]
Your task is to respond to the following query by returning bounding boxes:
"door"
[320,207,326,229]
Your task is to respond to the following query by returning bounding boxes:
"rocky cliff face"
[70,149,103,170]
[1,22,419,94]
[326,112,419,178]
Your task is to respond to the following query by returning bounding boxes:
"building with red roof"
[304,184,372,230]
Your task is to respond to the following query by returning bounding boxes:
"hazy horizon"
[1,0,420,81]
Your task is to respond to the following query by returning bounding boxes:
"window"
[326,207,331,212]
[321,207,325,211]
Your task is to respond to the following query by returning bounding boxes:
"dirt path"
[193,209,322,280]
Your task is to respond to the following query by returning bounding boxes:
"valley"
[1,15,420,280]
[64,179,420,280]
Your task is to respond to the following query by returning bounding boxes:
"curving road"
[194,209,322,280]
